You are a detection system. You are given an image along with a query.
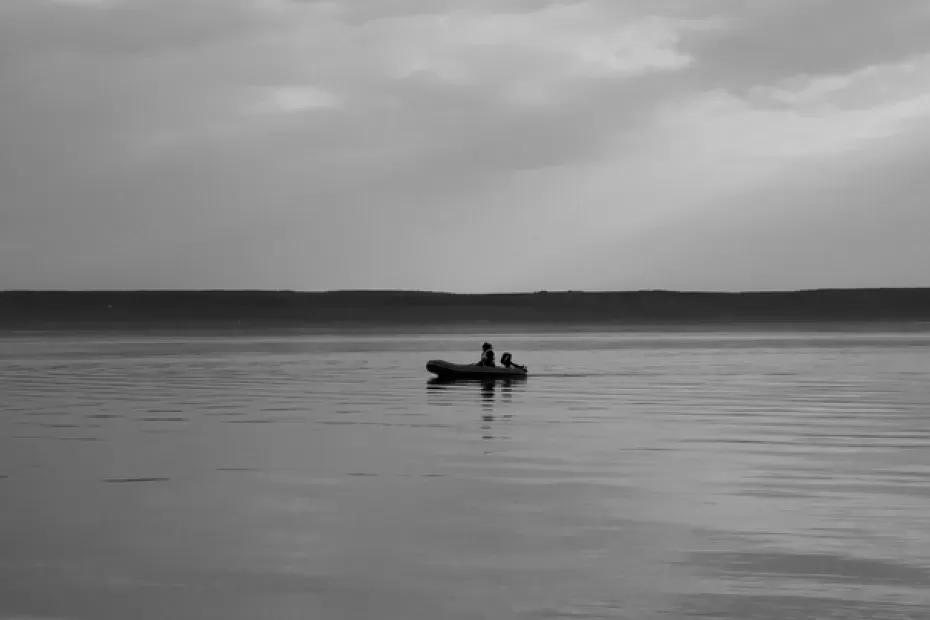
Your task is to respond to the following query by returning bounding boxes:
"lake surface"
[2,327,930,619]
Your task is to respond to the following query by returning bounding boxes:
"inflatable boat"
[426,360,528,380]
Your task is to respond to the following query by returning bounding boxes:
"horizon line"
[3,286,930,295]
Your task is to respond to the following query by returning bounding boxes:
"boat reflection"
[426,376,527,388]
[426,377,519,440]
[426,377,521,414]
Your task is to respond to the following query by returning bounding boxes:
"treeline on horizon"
[1,288,929,327]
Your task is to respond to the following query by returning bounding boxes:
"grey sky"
[1,0,928,292]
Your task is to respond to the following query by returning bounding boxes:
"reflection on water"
[427,378,523,439]
[427,377,523,410]
[2,329,930,620]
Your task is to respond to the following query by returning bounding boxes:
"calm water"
[2,327,930,619]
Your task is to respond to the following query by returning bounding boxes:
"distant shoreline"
[2,288,930,329]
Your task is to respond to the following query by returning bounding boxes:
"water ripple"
[2,329,929,620]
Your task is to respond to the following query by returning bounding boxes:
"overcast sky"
[1,0,929,292]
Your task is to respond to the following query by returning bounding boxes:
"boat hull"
[426,359,528,380]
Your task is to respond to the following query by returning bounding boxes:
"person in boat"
[501,352,526,371]
[477,342,496,367]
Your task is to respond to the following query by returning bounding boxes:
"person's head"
[482,342,492,351]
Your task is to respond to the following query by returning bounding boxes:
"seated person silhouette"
[500,352,526,371]
[477,342,495,367]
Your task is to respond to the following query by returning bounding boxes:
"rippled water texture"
[2,327,930,619]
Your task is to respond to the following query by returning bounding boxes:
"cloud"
[368,6,699,95]
[681,0,930,87]
[252,85,343,114]
[0,0,929,291]
[45,0,117,6]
